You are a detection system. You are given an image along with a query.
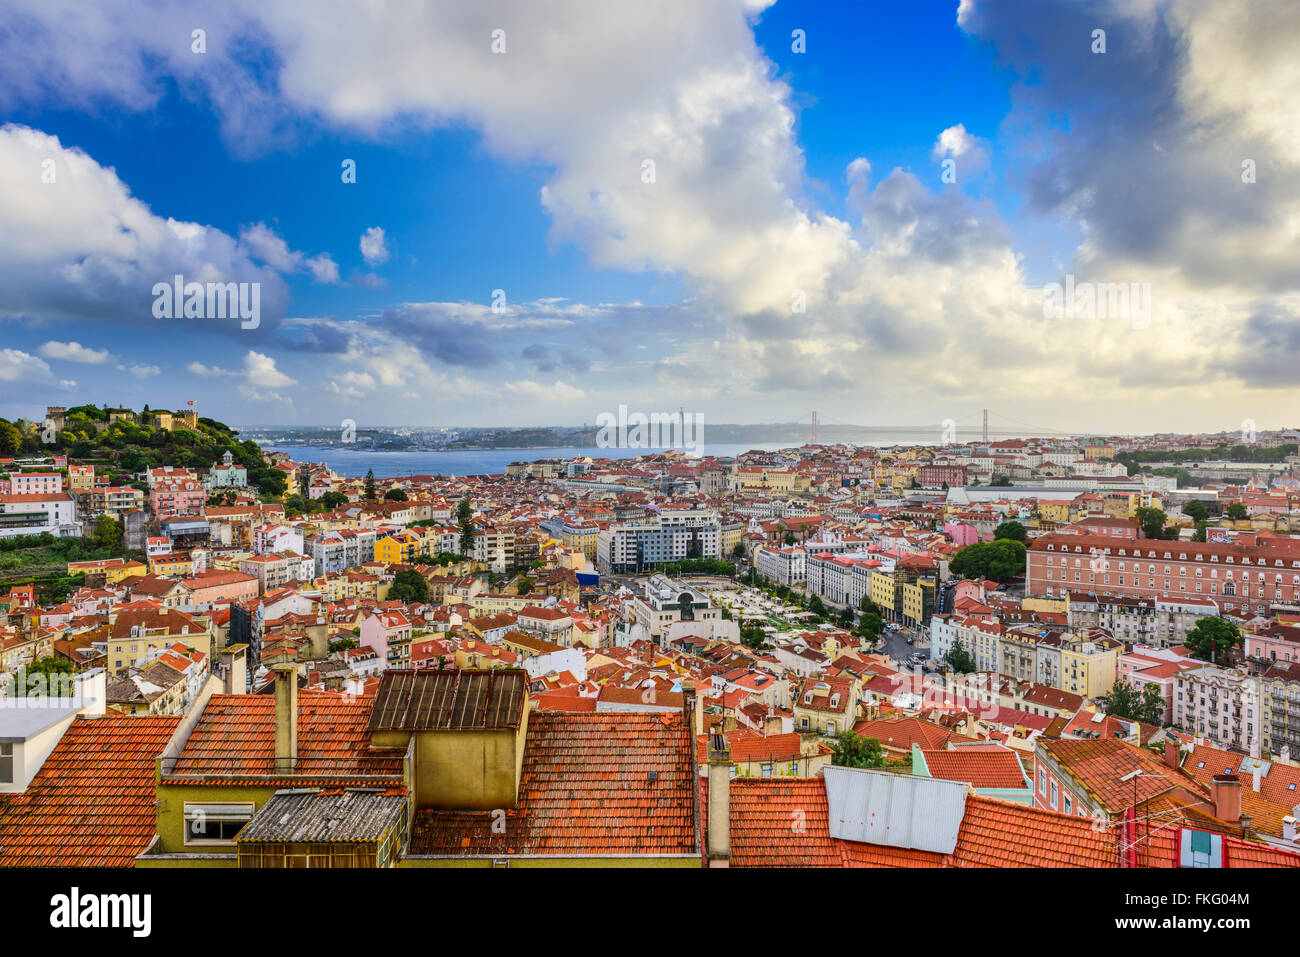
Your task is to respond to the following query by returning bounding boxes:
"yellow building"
[736,468,797,493]
[869,570,898,616]
[1038,500,1071,525]
[374,531,421,565]
[1060,634,1122,698]
[150,553,195,577]
[66,556,147,584]
[137,669,700,869]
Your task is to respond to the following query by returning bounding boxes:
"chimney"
[680,679,696,735]
[273,664,298,773]
[1211,774,1241,824]
[1284,816,1298,844]
[1252,767,1262,793]
[706,733,732,868]
[1163,740,1180,770]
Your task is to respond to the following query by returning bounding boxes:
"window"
[1049,780,1059,809]
[1038,768,1046,795]
[0,743,12,784]
[1064,795,1073,814]
[761,763,773,778]
[184,803,254,845]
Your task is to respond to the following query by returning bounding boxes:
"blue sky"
[0,1,1297,432]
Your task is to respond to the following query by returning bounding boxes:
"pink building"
[1244,621,1300,667]
[150,480,205,519]
[943,522,980,547]
[180,569,259,610]
[11,472,62,495]
[1118,644,1200,722]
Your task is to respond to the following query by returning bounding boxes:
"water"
[255,443,789,478]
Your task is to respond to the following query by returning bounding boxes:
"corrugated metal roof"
[367,669,526,732]
[236,789,407,843]
[823,766,966,855]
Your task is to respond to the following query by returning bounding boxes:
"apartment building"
[307,528,376,577]
[1066,591,1219,648]
[0,491,79,539]
[1260,661,1300,761]
[9,472,62,495]
[1029,531,1300,618]
[596,508,721,574]
[1173,666,1261,756]
[150,479,205,519]
[755,544,806,585]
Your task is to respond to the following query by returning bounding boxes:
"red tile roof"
[0,715,180,867]
[919,748,1030,790]
[409,712,697,857]
[716,776,1119,867]
[167,691,402,782]
[853,716,952,752]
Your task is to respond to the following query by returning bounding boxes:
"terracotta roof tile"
[0,715,180,867]
[409,712,697,857]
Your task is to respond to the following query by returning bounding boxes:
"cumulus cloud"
[0,124,291,339]
[187,361,235,377]
[505,380,586,403]
[120,362,160,377]
[3,1,1300,428]
[243,350,296,388]
[359,227,389,267]
[39,340,110,363]
[0,348,74,388]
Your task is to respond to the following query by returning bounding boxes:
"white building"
[0,492,79,539]
[1173,666,1262,757]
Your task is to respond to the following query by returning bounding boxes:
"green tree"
[90,515,122,552]
[389,569,430,603]
[949,539,1027,581]
[1225,503,1249,521]
[943,638,976,674]
[0,420,21,456]
[1182,500,1209,524]
[320,491,348,509]
[740,620,769,650]
[1184,616,1242,663]
[1136,506,1175,539]
[384,488,409,502]
[993,520,1027,543]
[13,656,76,696]
[364,468,377,501]
[1099,680,1165,725]
[516,576,535,595]
[329,637,359,654]
[830,732,886,769]
[857,610,885,641]
[457,498,475,556]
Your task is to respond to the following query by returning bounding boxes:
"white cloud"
[3,1,1300,428]
[0,124,290,336]
[121,362,160,377]
[39,339,110,363]
[239,222,340,283]
[505,379,585,403]
[329,370,376,398]
[305,252,339,283]
[243,350,296,388]
[0,347,73,388]
[187,361,235,377]
[359,226,389,267]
